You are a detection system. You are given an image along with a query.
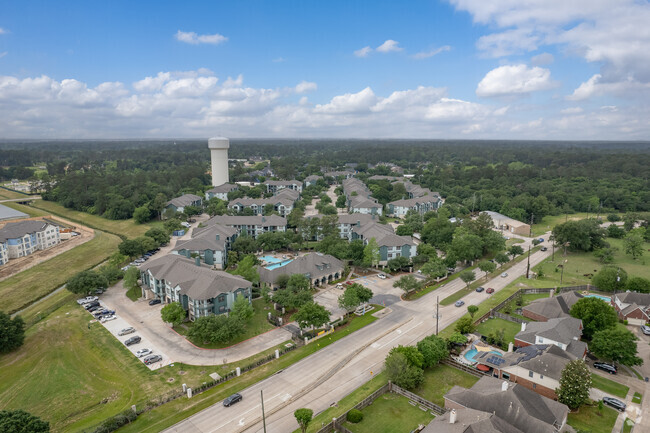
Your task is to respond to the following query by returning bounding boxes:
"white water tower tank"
[208,137,230,186]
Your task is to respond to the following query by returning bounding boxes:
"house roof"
[422,408,524,433]
[304,175,321,182]
[523,291,583,320]
[515,317,583,346]
[0,204,28,221]
[257,252,344,284]
[264,180,301,187]
[206,183,239,194]
[482,211,528,228]
[206,214,287,228]
[349,196,380,209]
[167,194,202,208]
[141,255,250,300]
[616,292,650,307]
[444,376,568,433]
[0,220,55,242]
[275,188,300,200]
[229,196,295,208]
[389,194,440,208]
[480,344,577,381]
[174,224,238,253]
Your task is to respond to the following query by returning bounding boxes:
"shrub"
[347,409,363,423]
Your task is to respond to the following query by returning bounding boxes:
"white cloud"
[0,52,6,59]
[376,40,402,53]
[0,28,8,35]
[476,64,556,97]
[133,72,171,92]
[314,87,378,114]
[354,46,372,58]
[272,57,285,63]
[175,30,228,45]
[476,28,540,57]
[560,107,583,114]
[531,52,554,66]
[412,46,451,59]
[295,81,317,94]
[567,74,650,100]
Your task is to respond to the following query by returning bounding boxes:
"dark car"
[124,336,141,346]
[144,354,162,365]
[541,247,548,251]
[87,305,102,312]
[594,362,617,374]
[476,287,485,293]
[223,393,243,407]
[486,288,495,294]
[602,397,626,412]
[84,301,100,310]
[148,299,161,306]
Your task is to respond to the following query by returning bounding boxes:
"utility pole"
[261,390,267,433]
[529,213,534,237]
[526,244,531,279]
[434,296,440,335]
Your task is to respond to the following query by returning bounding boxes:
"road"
[164,239,553,433]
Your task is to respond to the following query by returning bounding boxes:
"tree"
[150,193,168,220]
[145,227,170,245]
[606,225,625,239]
[420,257,447,280]
[231,236,259,254]
[231,294,254,322]
[363,238,380,267]
[118,239,144,259]
[123,266,140,291]
[477,260,496,280]
[417,335,449,368]
[384,351,423,390]
[626,277,650,293]
[66,270,108,295]
[387,256,410,272]
[0,409,49,433]
[287,274,311,291]
[273,289,313,310]
[556,360,591,410]
[446,332,467,347]
[257,232,289,251]
[390,345,425,368]
[593,247,615,264]
[133,205,151,224]
[623,213,638,231]
[188,315,245,344]
[624,231,644,259]
[274,274,290,289]
[0,312,25,354]
[393,275,420,294]
[160,302,186,328]
[294,302,330,330]
[99,265,123,285]
[294,408,313,433]
[459,270,476,289]
[467,305,479,319]
[569,297,617,339]
[448,228,483,263]
[592,266,628,292]
[508,245,524,258]
[494,252,510,268]
[552,219,606,252]
[455,317,475,334]
[335,195,347,208]
[591,328,642,366]
[232,255,260,285]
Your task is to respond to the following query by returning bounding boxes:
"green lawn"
[405,269,466,300]
[476,318,521,345]
[176,298,276,349]
[521,292,551,306]
[0,187,30,199]
[343,393,434,433]
[506,238,524,247]
[567,403,618,433]
[623,418,635,433]
[126,285,141,301]
[591,374,629,398]
[414,364,479,406]
[531,212,593,237]
[0,230,121,314]
[633,392,642,404]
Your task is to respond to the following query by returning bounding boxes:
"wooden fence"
[441,358,487,378]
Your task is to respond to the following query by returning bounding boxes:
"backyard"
[343,393,434,433]
[567,403,618,433]
[476,318,521,346]
[414,364,480,406]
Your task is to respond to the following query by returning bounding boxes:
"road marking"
[378,321,423,348]
[239,418,245,426]
[210,392,284,431]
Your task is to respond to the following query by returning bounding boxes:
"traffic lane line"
[209,392,287,432]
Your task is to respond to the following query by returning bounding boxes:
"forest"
[0,139,648,222]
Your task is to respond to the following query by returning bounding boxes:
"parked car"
[501,272,508,278]
[124,336,141,346]
[593,362,617,374]
[378,274,386,279]
[87,305,102,313]
[136,348,152,358]
[336,283,344,289]
[118,327,136,336]
[486,288,495,294]
[447,268,456,273]
[148,299,162,306]
[94,289,104,295]
[223,393,243,407]
[76,298,89,305]
[345,281,354,286]
[100,315,117,323]
[541,247,548,251]
[641,325,650,336]
[134,258,145,264]
[93,309,115,318]
[455,300,465,307]
[144,354,162,365]
[476,287,485,293]
[602,397,626,412]
[538,238,544,243]
[84,301,100,310]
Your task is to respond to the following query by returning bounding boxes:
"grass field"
[531,213,593,237]
[176,298,276,349]
[0,230,121,314]
[476,318,521,344]
[633,392,642,404]
[506,238,524,247]
[591,374,629,398]
[623,418,634,433]
[414,364,479,406]
[343,393,434,433]
[567,403,618,433]
[0,187,30,200]
[126,285,141,301]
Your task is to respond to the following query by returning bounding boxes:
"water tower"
[208,137,229,186]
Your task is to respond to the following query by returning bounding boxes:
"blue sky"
[1,0,649,139]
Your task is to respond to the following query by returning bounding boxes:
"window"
[529,370,534,378]
[217,295,226,303]
[540,374,544,379]
[219,306,225,312]
[502,373,510,380]
[532,383,537,389]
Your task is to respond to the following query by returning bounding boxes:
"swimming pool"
[464,349,503,363]
[583,294,611,303]
[259,255,294,270]
[265,260,294,270]
[260,255,281,263]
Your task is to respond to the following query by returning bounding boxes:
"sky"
[1,0,649,140]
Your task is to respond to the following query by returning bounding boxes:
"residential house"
[165,194,203,215]
[173,224,238,269]
[387,194,442,217]
[264,180,302,194]
[303,175,322,187]
[140,255,252,320]
[368,175,401,181]
[325,170,355,180]
[0,220,61,259]
[0,203,28,221]
[348,196,383,215]
[522,291,583,322]
[392,180,433,199]
[612,292,650,325]
[514,317,587,359]
[258,252,344,289]
[0,241,8,265]
[425,375,568,433]
[483,211,531,236]
[228,196,295,217]
[351,222,416,265]
[205,215,287,239]
[249,165,274,180]
[205,183,239,201]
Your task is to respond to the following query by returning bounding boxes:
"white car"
[501,272,508,278]
[100,315,117,323]
[378,274,386,279]
[136,348,153,358]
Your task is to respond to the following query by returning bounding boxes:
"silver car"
[136,348,153,358]
[118,327,136,336]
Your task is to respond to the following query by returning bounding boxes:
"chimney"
[262,216,266,223]
[521,322,526,332]
[215,234,220,241]
[502,381,509,392]
[357,220,361,227]
[449,409,457,424]
[195,257,201,267]
[508,342,514,352]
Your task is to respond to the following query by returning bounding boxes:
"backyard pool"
[583,294,611,303]
[464,348,503,363]
[259,255,294,270]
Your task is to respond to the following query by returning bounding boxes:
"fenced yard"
[342,393,434,433]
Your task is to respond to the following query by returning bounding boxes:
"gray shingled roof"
[205,214,287,228]
[515,317,583,346]
[616,292,650,307]
[423,408,524,433]
[264,180,301,187]
[388,194,440,208]
[257,252,344,285]
[141,255,250,301]
[0,220,54,242]
[206,183,239,194]
[0,204,28,221]
[173,224,237,253]
[167,194,202,208]
[523,291,583,320]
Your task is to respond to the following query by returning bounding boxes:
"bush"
[347,409,363,423]
[92,409,137,433]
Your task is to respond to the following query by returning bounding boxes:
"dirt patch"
[0,215,95,282]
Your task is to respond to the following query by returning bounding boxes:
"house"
[264,180,302,194]
[522,291,583,322]
[0,241,8,265]
[0,204,28,221]
[140,254,252,321]
[350,222,416,265]
[0,220,61,259]
[165,194,203,215]
[303,175,322,187]
[205,183,239,201]
[173,224,238,269]
[387,194,441,217]
[426,375,568,433]
[368,175,401,181]
[325,170,355,180]
[249,165,274,180]
[258,252,344,289]
[392,180,433,199]
[475,344,579,400]
[348,196,383,215]
[228,196,295,217]
[483,211,530,236]
[204,215,287,239]
[612,292,650,325]
[514,317,587,359]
